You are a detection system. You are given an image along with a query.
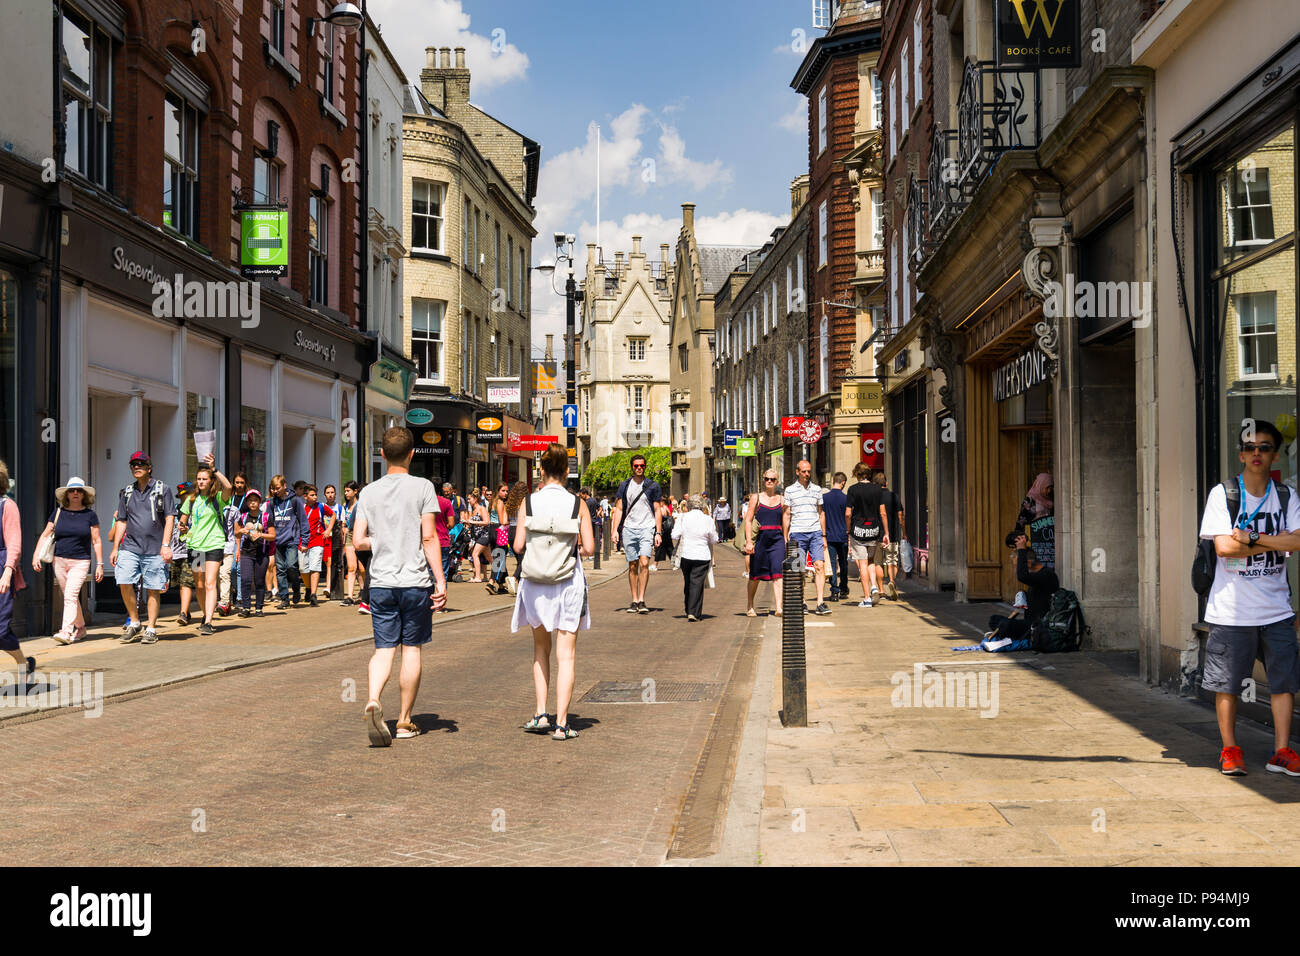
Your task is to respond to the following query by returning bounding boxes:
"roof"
[697,246,754,294]
[402,84,444,118]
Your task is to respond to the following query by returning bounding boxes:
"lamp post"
[534,233,583,487]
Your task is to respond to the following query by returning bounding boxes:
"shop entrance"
[998,379,1054,600]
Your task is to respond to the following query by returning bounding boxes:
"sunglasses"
[1242,443,1276,453]
[764,476,778,482]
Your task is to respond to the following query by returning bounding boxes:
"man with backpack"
[610,454,662,614]
[112,451,175,645]
[268,474,310,608]
[986,533,1060,644]
[1197,420,1300,777]
[845,462,889,608]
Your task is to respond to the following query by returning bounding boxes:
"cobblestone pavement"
[754,588,1300,866]
[0,551,761,866]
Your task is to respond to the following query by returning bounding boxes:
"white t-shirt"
[784,481,824,534]
[621,478,658,531]
[1198,480,1300,626]
[355,473,440,589]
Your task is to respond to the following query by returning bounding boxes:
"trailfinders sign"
[993,348,1050,402]
[995,0,1081,68]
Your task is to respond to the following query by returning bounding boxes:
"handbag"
[706,564,716,589]
[36,507,60,565]
[495,525,510,548]
[900,539,915,574]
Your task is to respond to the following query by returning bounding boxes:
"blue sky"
[367,0,819,348]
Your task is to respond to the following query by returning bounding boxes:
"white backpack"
[520,491,582,585]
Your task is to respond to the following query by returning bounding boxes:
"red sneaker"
[1219,746,1247,776]
[1267,747,1300,776]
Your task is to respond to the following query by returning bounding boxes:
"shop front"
[365,346,416,484]
[405,397,500,494]
[497,415,537,490]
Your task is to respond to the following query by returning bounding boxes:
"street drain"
[579,680,722,704]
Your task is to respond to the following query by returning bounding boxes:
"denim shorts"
[115,550,168,591]
[300,546,324,573]
[791,530,826,564]
[370,586,434,648]
[623,526,655,562]
[1202,617,1300,696]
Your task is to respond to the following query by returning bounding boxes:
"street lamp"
[534,233,583,486]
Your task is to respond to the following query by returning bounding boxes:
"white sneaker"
[505,577,517,595]
[859,598,873,608]
[649,564,657,572]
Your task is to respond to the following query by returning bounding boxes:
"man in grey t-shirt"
[353,427,447,747]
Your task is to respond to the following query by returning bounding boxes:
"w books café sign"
[996,0,1080,69]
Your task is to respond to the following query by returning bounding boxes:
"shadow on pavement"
[411,712,459,734]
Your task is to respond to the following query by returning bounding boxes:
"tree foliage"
[582,447,670,492]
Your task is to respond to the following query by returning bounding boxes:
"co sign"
[862,437,885,456]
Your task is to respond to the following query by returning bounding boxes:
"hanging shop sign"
[781,416,803,438]
[405,407,434,426]
[798,419,824,444]
[412,428,450,456]
[860,425,885,469]
[995,0,1081,69]
[736,438,757,457]
[532,361,560,397]
[723,429,743,449]
[475,416,504,443]
[486,377,521,405]
[841,382,884,412]
[239,208,289,277]
[510,434,559,454]
[993,347,1050,402]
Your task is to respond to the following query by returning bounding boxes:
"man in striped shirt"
[783,459,831,615]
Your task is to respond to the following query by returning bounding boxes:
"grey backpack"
[520,492,582,585]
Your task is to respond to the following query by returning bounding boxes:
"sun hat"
[55,477,96,507]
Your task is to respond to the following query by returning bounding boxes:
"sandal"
[522,713,552,733]
[745,608,757,618]
[552,724,578,740]
[395,721,421,739]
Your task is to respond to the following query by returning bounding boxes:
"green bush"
[582,447,670,492]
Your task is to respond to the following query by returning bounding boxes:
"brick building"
[791,0,885,484]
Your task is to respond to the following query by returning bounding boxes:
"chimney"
[682,202,695,232]
[631,235,643,257]
[614,251,624,275]
[420,47,445,111]
[422,46,469,116]
[790,174,810,217]
[455,47,466,68]
[586,242,597,273]
[545,334,554,360]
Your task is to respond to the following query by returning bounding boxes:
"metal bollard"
[594,521,602,570]
[781,539,807,727]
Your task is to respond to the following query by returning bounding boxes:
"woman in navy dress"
[743,468,785,617]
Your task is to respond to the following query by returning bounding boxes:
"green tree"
[582,447,670,492]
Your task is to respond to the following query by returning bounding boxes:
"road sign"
[562,404,578,429]
[510,434,559,453]
[798,419,823,444]
[723,429,743,448]
[736,438,757,456]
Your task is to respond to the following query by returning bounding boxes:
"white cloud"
[656,125,732,192]
[367,0,528,93]
[776,101,806,133]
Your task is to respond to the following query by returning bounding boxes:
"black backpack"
[1030,589,1086,653]
[1191,481,1290,596]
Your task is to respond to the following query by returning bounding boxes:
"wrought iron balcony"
[923,60,1040,258]
[907,175,930,272]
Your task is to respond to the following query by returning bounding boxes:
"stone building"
[401,47,539,493]
[667,203,750,499]
[576,237,674,471]
[711,182,811,504]
[791,0,886,485]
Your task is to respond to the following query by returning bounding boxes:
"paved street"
[0,552,760,866]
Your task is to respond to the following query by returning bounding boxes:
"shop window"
[411,180,445,253]
[240,405,267,492]
[62,8,115,189]
[412,299,444,383]
[1235,292,1279,380]
[185,393,220,482]
[163,91,201,238]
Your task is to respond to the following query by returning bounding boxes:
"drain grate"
[579,680,722,704]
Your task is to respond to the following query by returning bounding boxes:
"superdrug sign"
[993,348,1049,402]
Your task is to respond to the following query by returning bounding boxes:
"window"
[507,236,514,305]
[819,201,828,267]
[786,263,794,312]
[633,385,645,431]
[62,9,115,188]
[308,191,329,304]
[163,91,200,238]
[253,155,280,205]
[411,181,445,252]
[771,280,778,326]
[796,252,804,307]
[871,70,882,131]
[913,8,922,97]
[323,25,335,107]
[871,188,884,248]
[818,86,828,155]
[1236,292,1278,379]
[412,300,445,383]
[628,337,647,362]
[797,341,806,410]
[901,45,910,135]
[271,0,286,53]
[762,288,770,334]
[679,343,689,372]
[787,351,795,414]
[1226,168,1275,246]
[888,77,896,160]
[763,367,771,429]
[494,223,501,293]
[583,390,590,432]
[463,198,472,268]
[474,208,481,274]
[518,248,526,308]
[819,315,829,393]
[772,364,779,427]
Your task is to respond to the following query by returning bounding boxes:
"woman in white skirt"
[511,443,595,740]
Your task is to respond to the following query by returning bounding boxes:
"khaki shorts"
[880,542,900,567]
[849,539,877,562]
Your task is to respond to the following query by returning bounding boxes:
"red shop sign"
[860,425,885,469]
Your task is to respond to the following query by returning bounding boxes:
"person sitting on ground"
[985,532,1060,643]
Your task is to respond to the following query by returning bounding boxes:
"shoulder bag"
[37,507,60,565]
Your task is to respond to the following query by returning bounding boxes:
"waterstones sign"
[993,348,1049,402]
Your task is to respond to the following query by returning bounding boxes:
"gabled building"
[576,236,674,471]
[667,203,751,499]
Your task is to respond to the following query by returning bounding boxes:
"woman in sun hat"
[31,476,103,644]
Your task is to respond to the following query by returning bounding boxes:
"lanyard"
[1237,474,1275,529]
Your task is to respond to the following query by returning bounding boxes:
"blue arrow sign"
[562,404,579,429]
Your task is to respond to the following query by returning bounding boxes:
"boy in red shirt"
[301,485,335,608]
